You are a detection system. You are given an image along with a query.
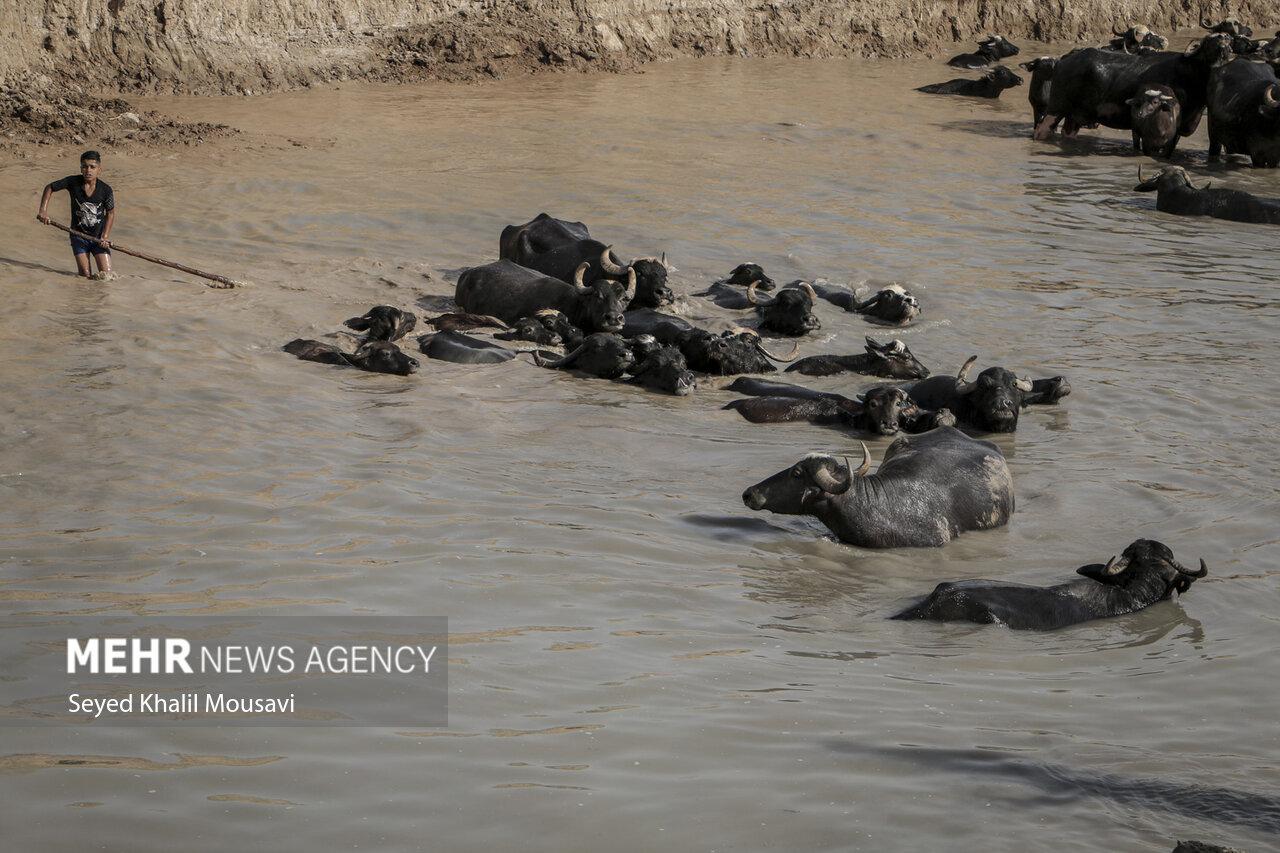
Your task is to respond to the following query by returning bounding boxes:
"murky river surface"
[2,49,1279,851]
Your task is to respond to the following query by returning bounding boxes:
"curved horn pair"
[811,443,872,494]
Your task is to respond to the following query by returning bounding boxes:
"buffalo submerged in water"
[741,426,1014,548]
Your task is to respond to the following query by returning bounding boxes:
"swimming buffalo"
[1208,58,1280,166]
[723,262,775,291]
[748,281,821,336]
[892,539,1208,629]
[725,378,952,436]
[494,309,584,347]
[533,332,635,378]
[1134,165,1280,223]
[283,338,419,376]
[344,306,417,342]
[906,356,1070,433]
[1106,24,1168,54]
[627,341,696,395]
[946,35,1021,69]
[809,283,921,325]
[1126,84,1181,157]
[418,330,515,364]
[677,328,795,375]
[917,65,1023,98]
[742,426,1013,548]
[786,337,929,379]
[1034,34,1234,146]
[499,213,590,262]
[456,260,634,334]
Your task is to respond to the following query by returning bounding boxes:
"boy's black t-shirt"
[49,175,114,237]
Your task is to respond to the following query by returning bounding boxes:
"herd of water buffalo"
[277,20,1269,630]
[919,17,1280,223]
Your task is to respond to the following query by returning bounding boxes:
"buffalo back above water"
[455,260,631,333]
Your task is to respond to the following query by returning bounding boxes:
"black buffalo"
[1208,58,1280,166]
[494,309,584,348]
[917,65,1023,98]
[1020,57,1057,127]
[748,281,821,336]
[1106,24,1168,54]
[1033,34,1234,146]
[514,238,672,311]
[892,539,1208,629]
[786,337,929,379]
[417,330,514,364]
[906,356,1071,433]
[676,328,795,375]
[723,262,775,291]
[742,426,1013,548]
[533,332,635,378]
[946,35,1020,69]
[283,339,419,376]
[455,260,634,334]
[344,306,417,342]
[627,341,696,396]
[1126,84,1181,157]
[811,282,921,325]
[1134,165,1280,223]
[724,378,954,437]
[499,213,590,262]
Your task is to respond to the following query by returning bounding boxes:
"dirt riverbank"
[1,0,1273,156]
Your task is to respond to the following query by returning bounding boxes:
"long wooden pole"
[42,219,245,288]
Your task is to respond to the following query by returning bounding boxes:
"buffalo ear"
[1076,562,1122,584]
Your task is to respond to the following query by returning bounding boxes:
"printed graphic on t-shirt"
[77,200,105,230]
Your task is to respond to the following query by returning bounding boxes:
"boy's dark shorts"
[70,234,111,256]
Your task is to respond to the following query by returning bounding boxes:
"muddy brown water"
[2,51,1278,852]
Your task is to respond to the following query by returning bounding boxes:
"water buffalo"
[1134,165,1280,223]
[1034,33,1234,146]
[742,426,1013,548]
[892,539,1208,629]
[417,330,515,364]
[946,35,1020,69]
[916,65,1023,98]
[810,282,921,325]
[906,356,1071,433]
[627,342,696,396]
[494,309,584,347]
[533,332,635,378]
[786,337,929,379]
[748,281,821,336]
[1208,58,1280,166]
[676,328,795,375]
[426,312,509,332]
[283,339,419,376]
[1126,84,1181,157]
[723,262,775,290]
[725,378,952,436]
[455,260,634,334]
[515,238,672,311]
[499,213,590,262]
[1020,57,1057,128]
[344,306,417,342]
[1107,24,1168,54]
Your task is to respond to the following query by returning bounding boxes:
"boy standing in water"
[37,150,116,279]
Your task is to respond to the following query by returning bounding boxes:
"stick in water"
[42,219,247,288]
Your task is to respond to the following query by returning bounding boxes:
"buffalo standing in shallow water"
[742,426,1013,548]
[892,539,1208,629]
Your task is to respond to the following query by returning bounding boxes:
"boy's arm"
[100,208,115,247]
[36,184,54,224]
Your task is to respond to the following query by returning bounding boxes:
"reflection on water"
[0,52,1278,852]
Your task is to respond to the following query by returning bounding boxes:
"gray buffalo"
[283,339,419,376]
[892,539,1208,629]
[741,426,1014,548]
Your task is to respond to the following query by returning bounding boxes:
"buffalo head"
[954,357,1033,432]
[348,341,420,375]
[344,306,418,342]
[574,262,634,333]
[742,444,872,514]
[749,280,821,336]
[1075,539,1209,597]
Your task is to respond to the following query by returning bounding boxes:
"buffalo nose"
[743,488,765,510]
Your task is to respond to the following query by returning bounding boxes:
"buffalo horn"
[1264,85,1279,108]
[623,268,637,302]
[1015,376,1034,392]
[573,261,590,289]
[599,247,631,276]
[1102,553,1130,576]
[799,281,819,303]
[1114,25,1126,36]
[755,339,800,362]
[1179,558,1210,579]
[534,342,583,369]
[747,281,774,306]
[954,355,980,393]
[852,441,872,477]
[812,457,854,495]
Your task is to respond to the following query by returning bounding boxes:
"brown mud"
[0,0,1273,156]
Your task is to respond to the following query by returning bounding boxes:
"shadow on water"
[826,743,1280,835]
[934,119,1036,140]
